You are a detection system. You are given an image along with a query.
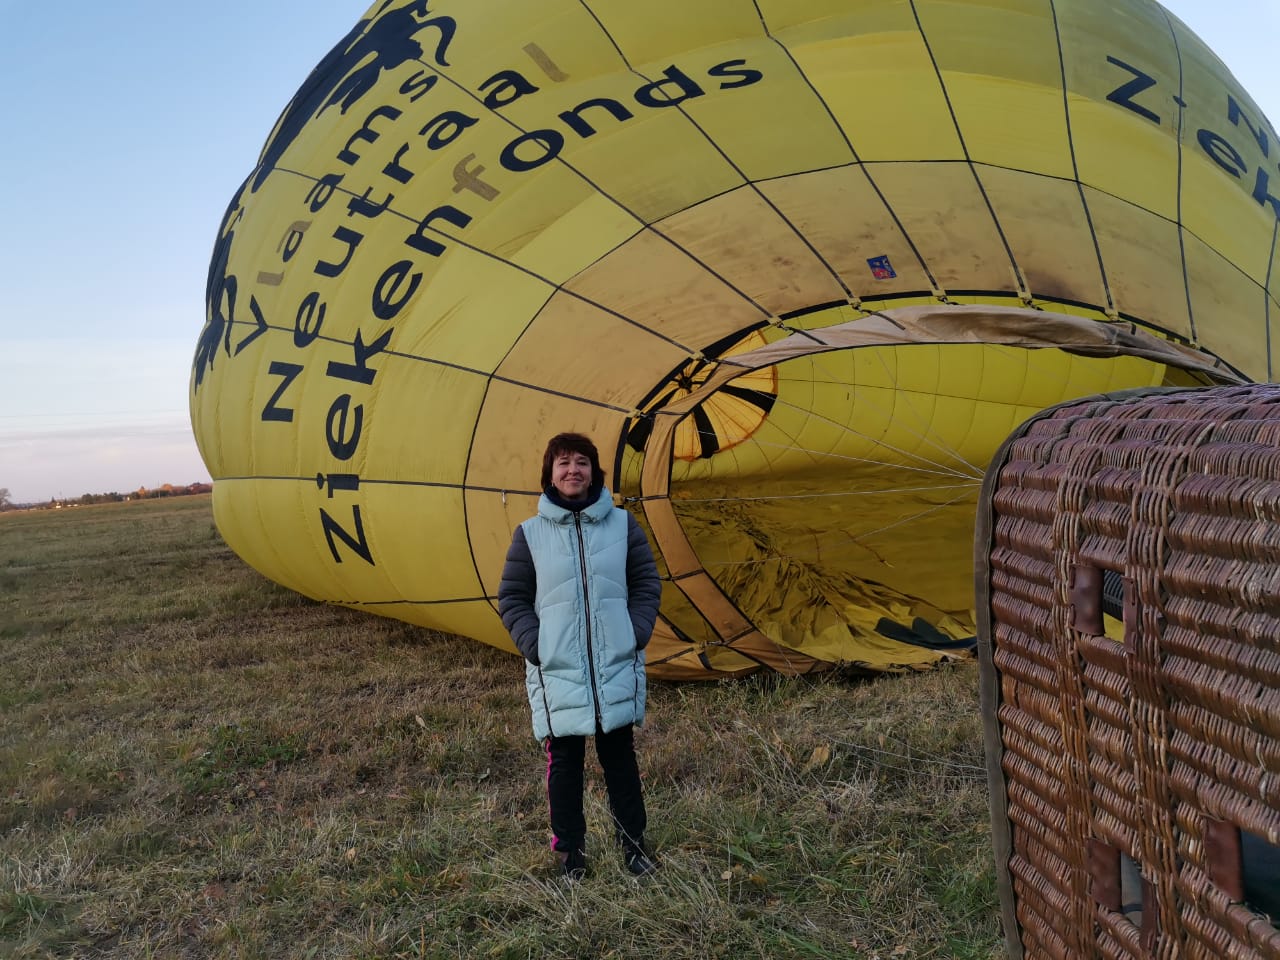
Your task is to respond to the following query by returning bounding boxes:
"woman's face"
[551,451,593,501]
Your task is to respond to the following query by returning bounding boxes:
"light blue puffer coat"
[498,487,662,740]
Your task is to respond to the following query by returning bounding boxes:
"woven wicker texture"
[977,385,1280,960]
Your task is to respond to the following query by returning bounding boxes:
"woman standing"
[498,432,663,879]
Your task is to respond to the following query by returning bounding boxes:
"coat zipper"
[537,664,555,737]
[574,513,604,729]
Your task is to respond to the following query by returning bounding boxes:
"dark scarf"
[543,482,603,513]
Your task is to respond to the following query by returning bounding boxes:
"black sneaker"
[624,843,659,877]
[558,848,588,881]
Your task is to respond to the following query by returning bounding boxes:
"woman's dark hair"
[540,432,605,490]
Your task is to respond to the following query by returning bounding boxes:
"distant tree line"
[0,482,213,512]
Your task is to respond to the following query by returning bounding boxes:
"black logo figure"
[251,0,456,191]
[195,2,457,388]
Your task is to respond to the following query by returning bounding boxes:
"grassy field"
[0,495,1003,959]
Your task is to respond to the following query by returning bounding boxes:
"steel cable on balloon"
[192,0,1275,680]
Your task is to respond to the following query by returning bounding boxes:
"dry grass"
[0,496,1003,959]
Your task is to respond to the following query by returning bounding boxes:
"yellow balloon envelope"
[192,0,1278,678]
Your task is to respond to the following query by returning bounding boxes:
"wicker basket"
[976,385,1280,960]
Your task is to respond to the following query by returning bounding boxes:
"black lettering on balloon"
[261,361,303,423]
[383,145,415,184]
[294,292,325,348]
[417,110,479,150]
[1105,56,1161,125]
[479,69,540,109]
[1197,130,1247,178]
[500,129,565,172]
[404,204,473,257]
[326,394,363,460]
[327,328,394,386]
[316,472,361,498]
[315,225,364,278]
[337,105,403,166]
[320,504,375,564]
[634,65,706,108]
[348,186,395,219]
[1227,95,1271,158]
[372,261,423,320]
[559,98,634,138]
[307,174,344,213]
[1253,168,1280,219]
[707,58,764,90]
[234,296,270,356]
[399,70,438,103]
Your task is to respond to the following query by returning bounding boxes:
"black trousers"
[545,722,646,854]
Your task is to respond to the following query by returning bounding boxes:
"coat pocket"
[596,598,641,707]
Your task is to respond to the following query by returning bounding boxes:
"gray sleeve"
[497,526,541,664]
[624,512,662,650]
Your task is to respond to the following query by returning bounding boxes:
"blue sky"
[0,1,1276,504]
[0,1,363,503]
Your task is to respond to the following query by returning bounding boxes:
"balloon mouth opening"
[623,309,1236,672]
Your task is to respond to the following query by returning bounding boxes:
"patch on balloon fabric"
[867,255,897,280]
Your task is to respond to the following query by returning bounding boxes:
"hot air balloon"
[192,0,1277,679]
